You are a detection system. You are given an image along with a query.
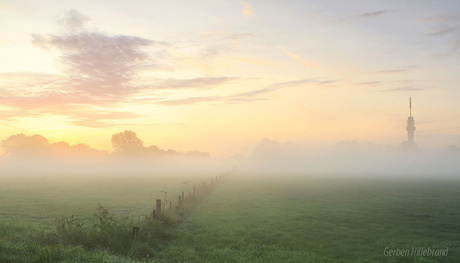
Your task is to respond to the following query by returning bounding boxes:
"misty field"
[1,174,459,262]
[155,175,460,262]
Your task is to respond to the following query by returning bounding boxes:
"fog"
[0,131,227,178]
[0,132,458,179]
[241,139,460,178]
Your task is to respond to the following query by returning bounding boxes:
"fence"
[134,168,236,235]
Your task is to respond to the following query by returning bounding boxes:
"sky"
[0,0,459,157]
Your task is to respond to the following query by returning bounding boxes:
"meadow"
[157,175,460,262]
[0,173,459,262]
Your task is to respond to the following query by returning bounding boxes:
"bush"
[35,204,180,259]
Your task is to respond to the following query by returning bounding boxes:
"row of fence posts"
[133,169,235,237]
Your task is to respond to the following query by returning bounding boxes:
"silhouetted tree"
[252,138,283,160]
[111,130,144,155]
[49,142,107,159]
[1,133,49,158]
[446,145,460,155]
[49,141,71,156]
[184,150,210,158]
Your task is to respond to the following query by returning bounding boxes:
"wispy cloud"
[198,31,253,60]
[32,31,163,96]
[268,78,337,89]
[333,10,392,25]
[277,46,352,82]
[151,77,238,89]
[373,69,409,74]
[0,121,31,133]
[359,10,390,18]
[355,79,423,89]
[0,72,121,110]
[233,78,336,100]
[269,78,314,88]
[223,56,276,66]
[419,13,460,57]
[356,81,381,86]
[65,110,143,128]
[277,46,314,68]
[426,26,457,37]
[381,86,425,92]
[158,96,222,106]
[58,9,90,30]
[0,10,171,127]
[419,14,460,24]
[233,87,277,98]
[240,1,253,17]
[169,48,214,73]
[156,77,336,106]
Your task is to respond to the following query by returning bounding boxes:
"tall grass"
[31,204,187,259]
[0,241,142,263]
[0,203,191,262]
[0,173,223,262]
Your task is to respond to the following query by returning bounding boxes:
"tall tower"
[405,96,416,148]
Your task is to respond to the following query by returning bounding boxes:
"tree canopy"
[111,130,144,155]
[1,133,49,157]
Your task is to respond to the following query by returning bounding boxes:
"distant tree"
[111,130,144,155]
[165,149,177,155]
[49,141,71,156]
[48,142,107,159]
[1,133,49,158]
[144,145,163,157]
[252,138,282,160]
[184,150,210,158]
[446,145,460,154]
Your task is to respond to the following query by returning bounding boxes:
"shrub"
[34,204,180,259]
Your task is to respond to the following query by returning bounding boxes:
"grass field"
[0,174,208,226]
[0,173,213,262]
[158,175,460,262]
[0,173,459,262]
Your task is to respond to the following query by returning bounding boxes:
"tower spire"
[405,96,416,149]
[409,96,412,117]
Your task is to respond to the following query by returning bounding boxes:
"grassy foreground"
[157,175,460,262]
[0,173,212,262]
[0,174,459,262]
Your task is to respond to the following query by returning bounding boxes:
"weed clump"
[34,204,180,259]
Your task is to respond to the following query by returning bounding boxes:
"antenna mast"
[409,96,412,117]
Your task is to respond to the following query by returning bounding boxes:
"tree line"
[0,130,209,160]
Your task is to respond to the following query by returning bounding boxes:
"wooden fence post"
[178,195,182,206]
[182,191,185,204]
[156,199,162,215]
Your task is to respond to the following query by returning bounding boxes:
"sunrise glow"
[1,0,459,156]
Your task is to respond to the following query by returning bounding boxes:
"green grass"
[1,174,459,262]
[0,174,208,227]
[0,173,213,262]
[0,240,142,263]
[157,175,460,262]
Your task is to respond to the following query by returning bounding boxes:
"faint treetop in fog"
[1,133,49,158]
[0,133,106,159]
[252,138,283,160]
[111,130,144,155]
[0,131,210,160]
[446,145,460,155]
[251,138,301,162]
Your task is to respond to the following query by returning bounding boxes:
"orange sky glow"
[0,0,459,157]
